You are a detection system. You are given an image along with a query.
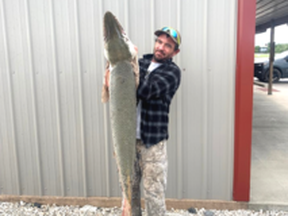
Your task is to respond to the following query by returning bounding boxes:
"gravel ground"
[1,201,288,216]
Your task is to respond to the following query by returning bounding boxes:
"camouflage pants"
[131,139,168,216]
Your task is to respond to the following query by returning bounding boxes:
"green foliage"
[275,43,288,53]
[255,46,260,53]
[255,43,288,54]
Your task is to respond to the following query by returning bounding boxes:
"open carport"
[255,0,288,94]
[251,0,288,204]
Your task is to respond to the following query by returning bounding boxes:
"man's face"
[152,34,180,63]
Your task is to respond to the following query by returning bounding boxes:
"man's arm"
[137,69,180,101]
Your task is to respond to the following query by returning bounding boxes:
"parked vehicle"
[254,50,288,82]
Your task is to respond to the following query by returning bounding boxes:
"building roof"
[256,0,288,33]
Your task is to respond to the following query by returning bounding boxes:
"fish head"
[103,11,136,66]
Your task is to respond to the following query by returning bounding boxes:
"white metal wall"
[0,0,237,200]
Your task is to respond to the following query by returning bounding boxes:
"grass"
[254,53,269,58]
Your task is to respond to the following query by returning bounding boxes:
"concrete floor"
[250,80,288,204]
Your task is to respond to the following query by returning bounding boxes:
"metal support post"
[268,21,275,95]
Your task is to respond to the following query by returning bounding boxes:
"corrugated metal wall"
[0,0,237,200]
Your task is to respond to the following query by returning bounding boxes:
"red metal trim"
[233,0,256,201]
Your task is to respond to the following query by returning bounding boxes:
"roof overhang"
[256,0,288,33]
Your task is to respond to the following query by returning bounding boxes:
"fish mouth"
[103,11,133,65]
[103,11,124,42]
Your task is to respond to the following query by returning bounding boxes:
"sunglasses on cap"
[161,27,181,46]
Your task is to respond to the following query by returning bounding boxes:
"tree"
[254,43,288,54]
[275,43,288,53]
[255,46,260,53]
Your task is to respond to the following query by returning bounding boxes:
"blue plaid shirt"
[137,54,181,147]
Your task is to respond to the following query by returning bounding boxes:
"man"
[132,27,181,216]
[104,26,181,216]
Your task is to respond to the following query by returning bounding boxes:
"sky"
[255,24,288,47]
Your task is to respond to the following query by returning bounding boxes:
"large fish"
[102,11,139,216]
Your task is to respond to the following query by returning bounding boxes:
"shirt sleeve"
[137,68,180,100]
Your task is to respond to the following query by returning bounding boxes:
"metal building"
[1,0,241,200]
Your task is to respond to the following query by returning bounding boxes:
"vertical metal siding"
[0,0,237,200]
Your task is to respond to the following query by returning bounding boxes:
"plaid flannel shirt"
[137,54,181,148]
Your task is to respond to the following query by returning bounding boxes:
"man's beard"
[153,50,171,63]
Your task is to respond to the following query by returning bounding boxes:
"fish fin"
[121,198,132,216]
[101,85,109,103]
[101,62,110,103]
